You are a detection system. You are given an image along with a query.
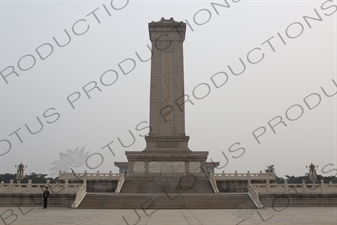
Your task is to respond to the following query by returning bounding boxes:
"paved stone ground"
[0,207,336,225]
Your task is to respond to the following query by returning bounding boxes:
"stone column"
[125,18,209,176]
[143,17,191,153]
[148,17,186,137]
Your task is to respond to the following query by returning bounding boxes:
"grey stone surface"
[1,207,336,225]
[189,162,201,173]
[147,18,187,139]
[149,162,185,173]
[133,162,145,173]
[125,18,209,174]
[0,194,75,207]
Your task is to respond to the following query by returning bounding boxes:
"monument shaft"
[148,19,186,137]
[125,18,208,175]
[144,18,191,153]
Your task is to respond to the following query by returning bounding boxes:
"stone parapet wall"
[0,194,75,207]
[253,180,337,194]
[0,179,83,194]
[212,171,276,181]
[260,193,337,207]
[59,171,121,181]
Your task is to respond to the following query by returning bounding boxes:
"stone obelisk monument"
[125,18,208,175]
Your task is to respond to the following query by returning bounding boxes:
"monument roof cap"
[150,17,184,25]
[148,17,186,41]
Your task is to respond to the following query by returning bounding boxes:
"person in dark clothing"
[43,187,49,209]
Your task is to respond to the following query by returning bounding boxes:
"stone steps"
[78,193,257,209]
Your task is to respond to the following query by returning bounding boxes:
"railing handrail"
[115,173,125,193]
[212,173,275,181]
[209,176,219,193]
[253,181,337,194]
[248,184,263,208]
[58,171,122,180]
[0,179,82,194]
[71,180,87,208]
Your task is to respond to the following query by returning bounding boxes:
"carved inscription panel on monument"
[149,162,185,173]
[161,52,174,121]
[156,142,178,148]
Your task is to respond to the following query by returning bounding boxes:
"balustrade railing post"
[28,179,32,193]
[0,181,4,193]
[235,171,238,180]
[83,179,87,190]
[266,179,270,192]
[321,179,324,193]
[9,179,14,193]
[284,179,288,193]
[302,179,306,193]
[0,180,4,191]
[65,179,69,193]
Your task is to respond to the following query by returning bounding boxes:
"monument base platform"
[125,146,208,175]
[120,173,213,194]
[78,193,257,209]
[125,155,208,174]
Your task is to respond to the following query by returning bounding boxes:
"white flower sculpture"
[49,147,89,176]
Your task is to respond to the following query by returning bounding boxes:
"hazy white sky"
[0,0,336,178]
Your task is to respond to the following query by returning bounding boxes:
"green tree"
[0,173,58,183]
[264,165,275,173]
[264,165,284,183]
[0,173,16,183]
[285,174,337,184]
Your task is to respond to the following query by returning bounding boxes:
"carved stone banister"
[209,174,219,193]
[71,180,87,208]
[248,184,263,208]
[115,173,125,193]
[59,171,121,180]
[212,172,275,180]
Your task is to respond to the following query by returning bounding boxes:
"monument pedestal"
[126,135,208,175]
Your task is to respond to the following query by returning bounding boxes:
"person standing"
[43,187,49,209]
